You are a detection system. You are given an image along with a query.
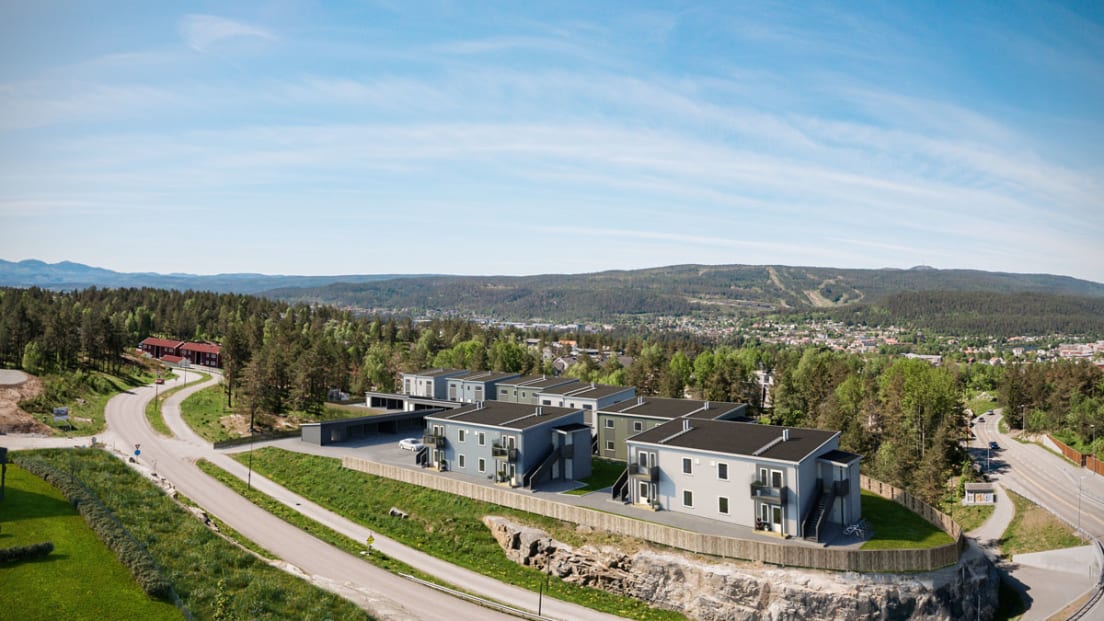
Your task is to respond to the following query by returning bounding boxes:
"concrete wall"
[344,457,963,572]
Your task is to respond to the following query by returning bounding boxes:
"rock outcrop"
[484,516,999,621]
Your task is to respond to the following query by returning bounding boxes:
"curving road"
[9,371,628,620]
[972,411,1104,539]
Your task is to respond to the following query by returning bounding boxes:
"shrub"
[14,455,174,599]
[0,541,55,563]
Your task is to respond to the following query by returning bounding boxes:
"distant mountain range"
[4,259,1104,333]
[0,259,413,294]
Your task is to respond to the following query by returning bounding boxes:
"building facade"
[624,419,860,541]
[401,368,470,399]
[422,401,592,488]
[445,371,520,404]
[536,382,636,430]
[597,397,748,461]
[495,375,580,404]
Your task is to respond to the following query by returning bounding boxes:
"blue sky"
[1,2,1102,282]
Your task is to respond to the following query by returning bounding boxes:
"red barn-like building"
[139,337,222,368]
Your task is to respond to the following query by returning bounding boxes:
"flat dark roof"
[427,401,581,430]
[409,368,469,378]
[496,375,581,391]
[540,383,633,400]
[818,449,862,465]
[450,371,520,383]
[602,397,745,420]
[628,418,838,463]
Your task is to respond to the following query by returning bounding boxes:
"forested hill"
[265,264,1104,323]
[827,291,1104,338]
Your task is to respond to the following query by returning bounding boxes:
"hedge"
[0,541,55,563]
[13,456,174,600]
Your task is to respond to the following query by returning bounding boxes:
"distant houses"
[138,337,222,368]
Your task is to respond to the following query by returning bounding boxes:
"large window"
[682,457,693,475]
[717,462,728,480]
[683,490,694,507]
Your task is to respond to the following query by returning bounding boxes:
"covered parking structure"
[301,410,444,446]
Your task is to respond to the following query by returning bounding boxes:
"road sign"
[134,449,141,457]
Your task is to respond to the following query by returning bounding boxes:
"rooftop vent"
[704,400,710,410]
[682,419,691,432]
[476,401,485,410]
[637,396,645,405]
[536,406,544,416]
[782,428,791,441]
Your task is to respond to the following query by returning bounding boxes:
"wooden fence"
[343,457,963,573]
[212,429,301,449]
[1047,434,1104,476]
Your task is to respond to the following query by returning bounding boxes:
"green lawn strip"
[966,396,997,418]
[195,460,447,582]
[236,447,685,621]
[145,371,211,436]
[17,449,368,620]
[565,458,626,495]
[939,500,995,534]
[859,491,955,550]
[0,464,182,621]
[999,489,1084,556]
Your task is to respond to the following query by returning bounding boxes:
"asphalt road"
[8,371,628,621]
[971,411,1104,540]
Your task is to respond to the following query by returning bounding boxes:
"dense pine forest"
[2,285,1101,504]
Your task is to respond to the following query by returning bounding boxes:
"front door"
[638,481,651,505]
[758,503,783,533]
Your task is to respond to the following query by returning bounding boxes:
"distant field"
[0,464,181,621]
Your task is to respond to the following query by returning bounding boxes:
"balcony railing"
[422,433,446,449]
[629,463,659,481]
[832,479,850,496]
[750,478,787,503]
[492,444,519,462]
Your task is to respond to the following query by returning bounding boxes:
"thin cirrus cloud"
[178,14,274,52]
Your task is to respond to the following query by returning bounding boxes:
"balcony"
[750,478,787,504]
[422,433,446,449]
[629,463,659,481]
[492,443,519,462]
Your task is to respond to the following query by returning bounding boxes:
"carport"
[301,410,444,446]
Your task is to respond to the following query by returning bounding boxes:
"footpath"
[966,482,1100,621]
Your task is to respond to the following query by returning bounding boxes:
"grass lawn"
[182,385,385,443]
[564,458,626,495]
[940,498,995,533]
[16,449,368,620]
[235,447,684,621]
[146,371,210,436]
[966,395,997,418]
[0,465,182,621]
[999,489,1084,556]
[859,491,955,550]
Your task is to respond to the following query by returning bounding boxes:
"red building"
[138,337,222,368]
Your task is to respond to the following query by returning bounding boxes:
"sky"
[1,2,1102,282]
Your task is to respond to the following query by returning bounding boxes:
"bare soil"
[0,371,52,434]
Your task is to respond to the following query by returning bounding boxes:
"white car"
[398,437,424,452]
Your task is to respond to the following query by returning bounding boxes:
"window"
[478,458,486,473]
[717,463,728,480]
[542,399,551,405]
[583,404,592,410]
[771,470,783,488]
[605,418,614,428]
[682,457,693,474]
[606,441,614,451]
[632,421,643,432]
[683,490,693,507]
[458,454,466,468]
[718,496,729,514]
[478,432,485,446]
[458,429,466,442]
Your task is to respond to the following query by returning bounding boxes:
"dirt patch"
[0,371,52,434]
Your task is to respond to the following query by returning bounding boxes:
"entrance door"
[758,503,784,533]
[638,481,651,505]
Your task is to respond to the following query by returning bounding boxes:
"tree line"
[4,285,1101,503]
